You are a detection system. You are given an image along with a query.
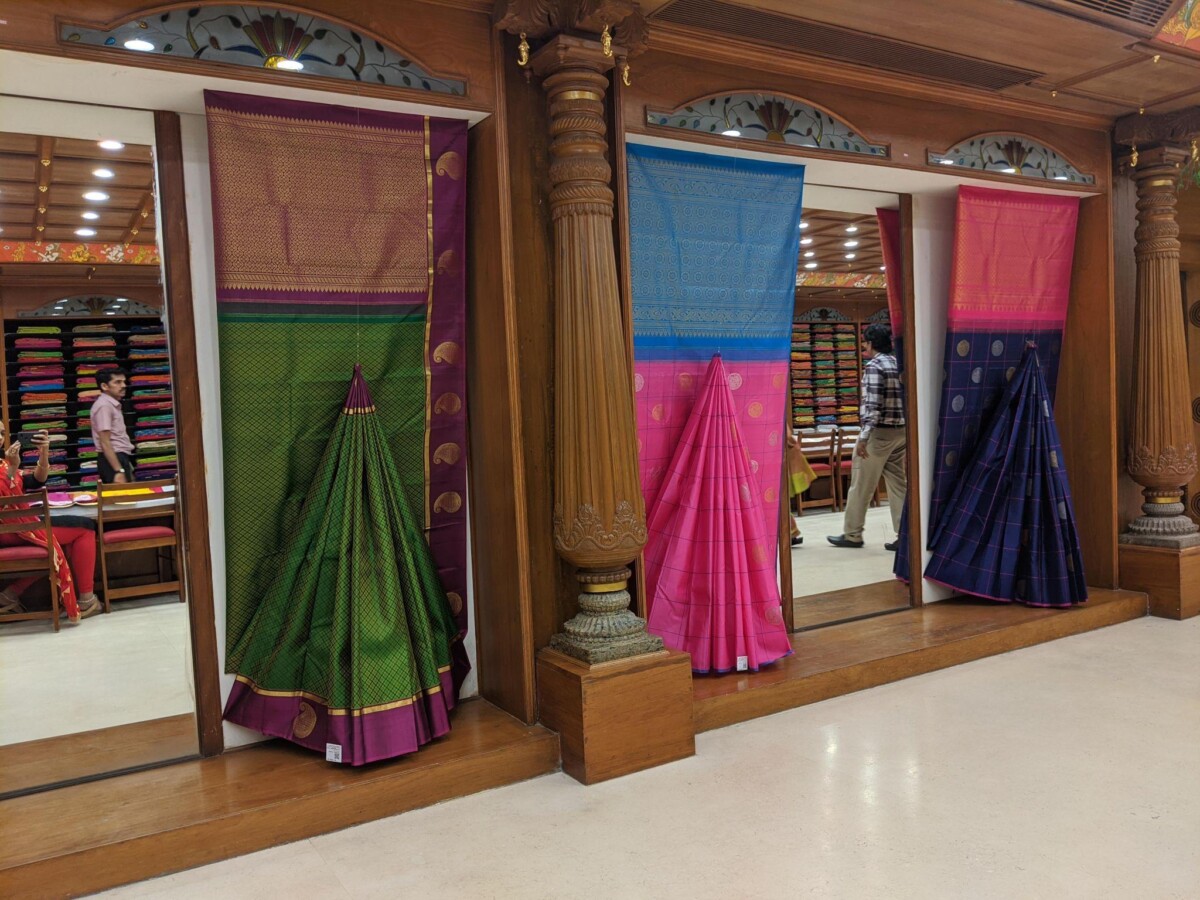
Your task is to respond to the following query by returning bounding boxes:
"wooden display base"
[1119,543,1200,620]
[536,648,695,784]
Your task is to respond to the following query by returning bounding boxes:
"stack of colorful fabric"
[12,327,70,486]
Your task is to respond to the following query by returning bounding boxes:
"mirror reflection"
[0,124,197,796]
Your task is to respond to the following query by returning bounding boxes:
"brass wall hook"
[517,32,529,67]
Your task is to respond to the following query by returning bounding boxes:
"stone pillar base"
[548,582,664,665]
[536,648,695,784]
[1119,542,1200,619]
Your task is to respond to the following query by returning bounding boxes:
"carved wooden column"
[1121,144,1200,548]
[531,35,663,662]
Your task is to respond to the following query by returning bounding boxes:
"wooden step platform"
[694,588,1148,732]
[0,699,559,899]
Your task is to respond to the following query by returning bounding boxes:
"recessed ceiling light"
[105,310,117,315]
[804,262,819,270]
[81,211,100,220]
[845,225,858,233]
[124,38,155,52]
[938,158,956,166]
[803,251,815,259]
[844,240,859,248]
[75,228,97,237]
[845,253,857,260]
[83,191,109,201]
[721,129,741,137]
[800,237,813,246]
[799,221,809,229]
[1001,167,1017,174]
[275,58,304,71]
[117,298,129,303]
[880,265,887,271]
[98,140,125,151]
[92,168,115,179]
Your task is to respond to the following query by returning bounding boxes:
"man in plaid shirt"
[828,323,907,550]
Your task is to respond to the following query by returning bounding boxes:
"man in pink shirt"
[90,368,135,484]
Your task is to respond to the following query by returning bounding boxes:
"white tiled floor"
[0,595,194,745]
[99,616,1200,899]
[792,505,899,595]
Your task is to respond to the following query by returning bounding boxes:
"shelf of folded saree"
[3,316,176,489]
[790,318,862,430]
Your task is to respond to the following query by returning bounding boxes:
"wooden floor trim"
[0,699,559,899]
[694,588,1148,733]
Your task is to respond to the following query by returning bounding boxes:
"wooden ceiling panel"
[0,130,157,252]
[797,209,886,278]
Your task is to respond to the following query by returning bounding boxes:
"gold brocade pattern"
[205,111,428,293]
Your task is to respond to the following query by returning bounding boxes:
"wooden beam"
[33,136,53,242]
[1114,104,1200,145]
[122,191,154,246]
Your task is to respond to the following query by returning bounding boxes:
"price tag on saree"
[325,743,343,763]
[736,656,748,672]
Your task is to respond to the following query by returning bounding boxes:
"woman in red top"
[0,425,101,622]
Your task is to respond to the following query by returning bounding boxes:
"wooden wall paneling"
[0,0,499,116]
[498,34,576,655]
[1113,176,1143,531]
[1186,272,1200,525]
[463,31,537,724]
[0,296,8,445]
[619,49,1113,194]
[1058,192,1119,588]
[899,194,924,606]
[152,111,223,756]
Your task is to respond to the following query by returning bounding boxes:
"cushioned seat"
[103,525,176,543]
[0,545,49,561]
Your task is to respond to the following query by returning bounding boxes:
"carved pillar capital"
[1122,142,1200,547]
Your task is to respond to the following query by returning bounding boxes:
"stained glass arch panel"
[928,133,1094,185]
[646,92,889,158]
[61,5,465,96]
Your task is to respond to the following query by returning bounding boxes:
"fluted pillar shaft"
[530,35,662,661]
[1122,145,1200,546]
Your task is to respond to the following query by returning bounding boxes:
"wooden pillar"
[494,5,694,782]
[1120,144,1200,547]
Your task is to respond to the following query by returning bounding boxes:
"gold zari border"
[234,670,450,717]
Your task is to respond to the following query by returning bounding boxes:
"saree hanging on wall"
[917,186,1086,606]
[627,143,804,663]
[225,368,458,764]
[205,91,470,702]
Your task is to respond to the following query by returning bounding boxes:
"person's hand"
[114,472,129,484]
[4,440,20,468]
[855,441,870,460]
[33,431,50,460]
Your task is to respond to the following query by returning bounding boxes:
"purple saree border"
[426,118,470,686]
[223,670,456,766]
[205,90,428,134]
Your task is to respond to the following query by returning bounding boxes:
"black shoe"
[826,534,865,548]
[791,536,803,546]
[884,540,899,552]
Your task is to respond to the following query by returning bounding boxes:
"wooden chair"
[97,477,185,613]
[794,429,837,515]
[0,490,61,632]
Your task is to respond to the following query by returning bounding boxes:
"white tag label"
[736,656,749,672]
[325,743,343,763]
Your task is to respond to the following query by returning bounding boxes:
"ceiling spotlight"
[938,158,956,166]
[844,240,859,248]
[845,253,857,260]
[800,237,813,246]
[803,251,815,259]
[75,228,97,237]
[1001,167,1017,174]
[123,38,155,52]
[845,225,858,233]
[117,298,129,303]
[83,190,109,201]
[880,265,887,271]
[81,211,100,220]
[804,262,819,270]
[105,310,117,315]
[98,140,125,151]
[721,129,741,137]
[1054,175,1069,181]
[92,168,115,179]
[275,58,305,71]
[799,221,809,229]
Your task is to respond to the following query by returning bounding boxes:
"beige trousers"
[842,426,907,542]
